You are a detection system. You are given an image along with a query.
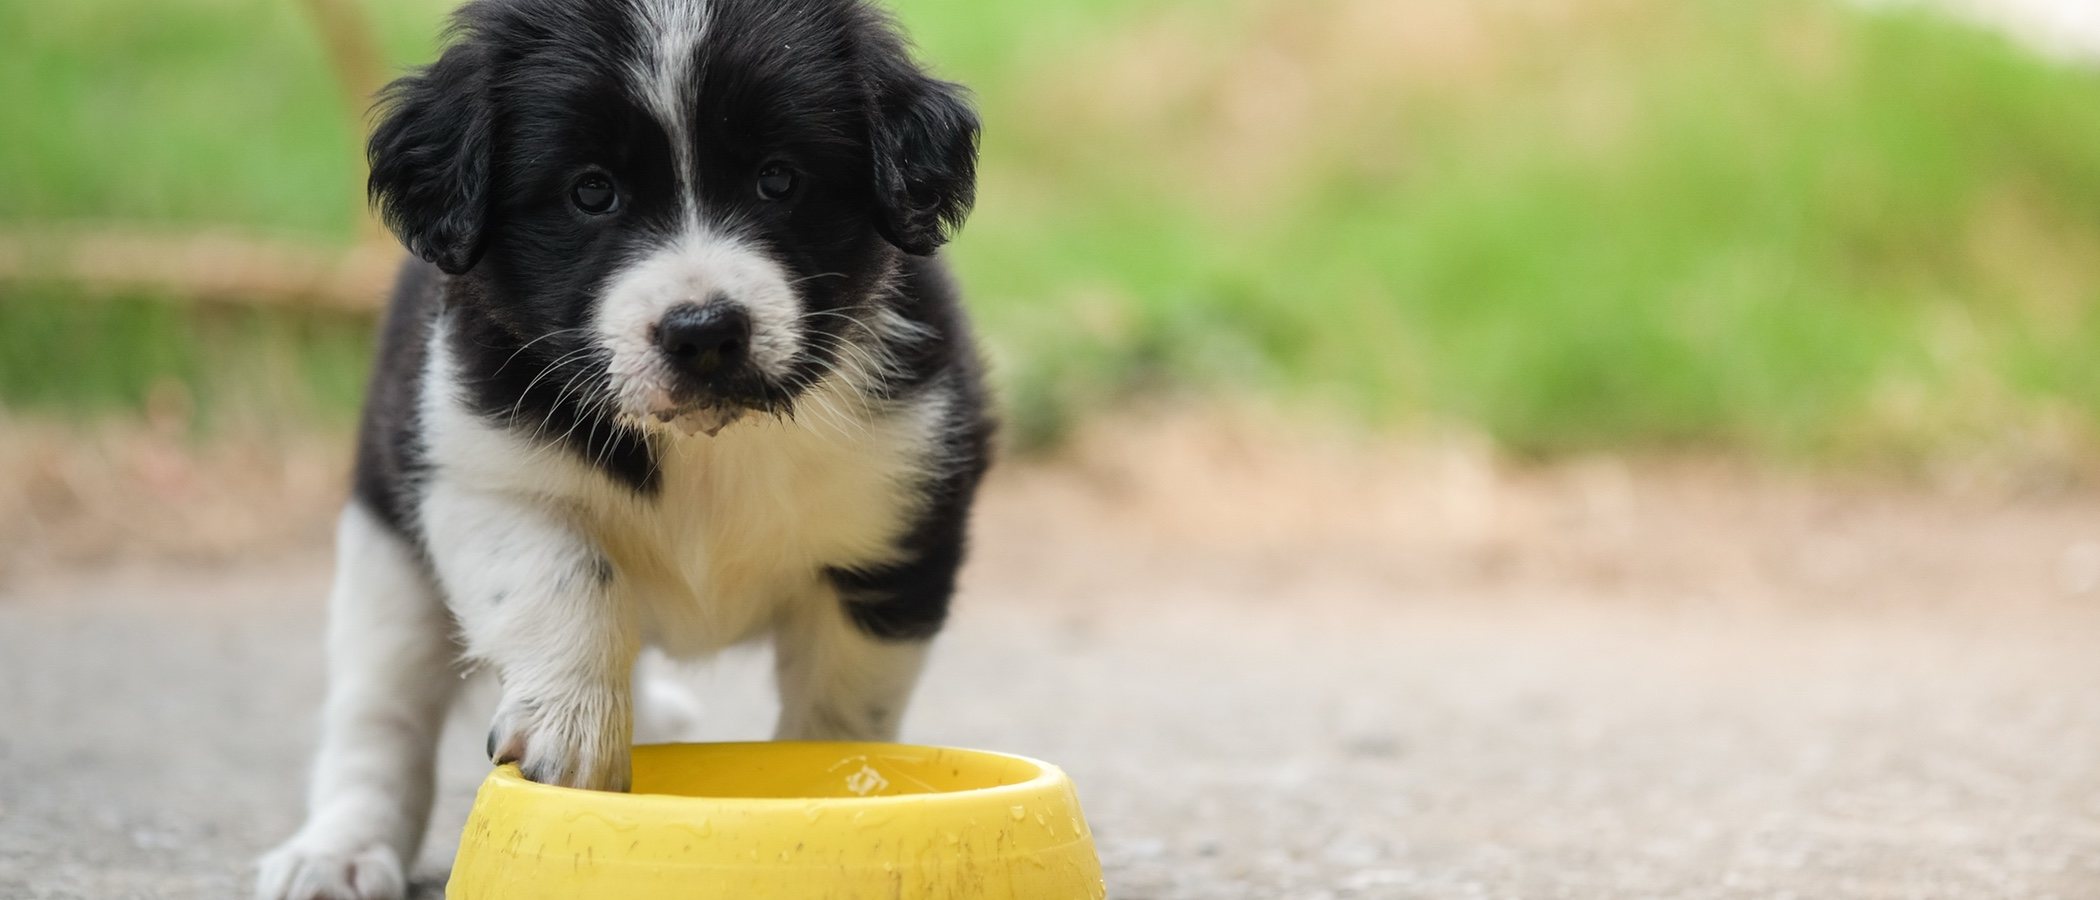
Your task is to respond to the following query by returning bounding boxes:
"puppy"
[256,0,989,896]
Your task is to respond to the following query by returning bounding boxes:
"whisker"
[510,345,601,425]
[494,328,593,376]
[785,272,850,288]
[522,350,611,465]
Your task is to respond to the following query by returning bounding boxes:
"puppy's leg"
[421,484,637,790]
[633,650,711,744]
[258,504,459,900]
[772,584,935,742]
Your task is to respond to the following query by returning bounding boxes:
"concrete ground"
[3,419,2099,898]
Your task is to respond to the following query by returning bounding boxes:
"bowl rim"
[485,741,1072,811]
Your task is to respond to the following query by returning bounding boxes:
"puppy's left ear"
[870,74,980,256]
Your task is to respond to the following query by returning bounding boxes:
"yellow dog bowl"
[448,742,1105,899]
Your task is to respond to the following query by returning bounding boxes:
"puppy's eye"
[756,163,797,202]
[571,174,619,215]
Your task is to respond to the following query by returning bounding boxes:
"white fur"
[422,311,950,642]
[773,592,931,741]
[595,227,807,420]
[423,301,951,767]
[256,505,459,900]
[625,0,711,230]
[419,474,640,792]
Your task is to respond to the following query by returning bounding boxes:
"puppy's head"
[369,0,977,435]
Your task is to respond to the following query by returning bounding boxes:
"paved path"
[4,435,2100,898]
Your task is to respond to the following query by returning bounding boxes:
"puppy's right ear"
[367,43,493,275]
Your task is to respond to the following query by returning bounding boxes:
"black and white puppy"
[257,0,989,896]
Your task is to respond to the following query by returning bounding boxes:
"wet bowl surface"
[447,742,1105,899]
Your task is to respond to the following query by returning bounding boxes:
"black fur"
[826,421,988,640]
[367,39,494,275]
[864,40,979,255]
[349,261,435,536]
[353,0,991,643]
[826,258,992,639]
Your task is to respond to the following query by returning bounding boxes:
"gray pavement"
[5,455,2100,898]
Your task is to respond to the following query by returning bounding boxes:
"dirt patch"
[11,407,2100,616]
[0,417,345,576]
[985,407,2100,617]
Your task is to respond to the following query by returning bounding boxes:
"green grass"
[6,0,2100,458]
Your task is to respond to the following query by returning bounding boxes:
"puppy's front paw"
[255,831,406,900]
[486,692,631,792]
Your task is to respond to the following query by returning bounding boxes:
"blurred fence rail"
[0,229,392,315]
[0,1,397,316]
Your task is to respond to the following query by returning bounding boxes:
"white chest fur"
[418,320,946,658]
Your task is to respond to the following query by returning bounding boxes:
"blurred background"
[5,0,2100,542]
[3,1,2099,898]
[5,0,2100,451]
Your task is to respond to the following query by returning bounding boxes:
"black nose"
[656,301,751,379]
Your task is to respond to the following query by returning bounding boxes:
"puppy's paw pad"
[256,840,406,900]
